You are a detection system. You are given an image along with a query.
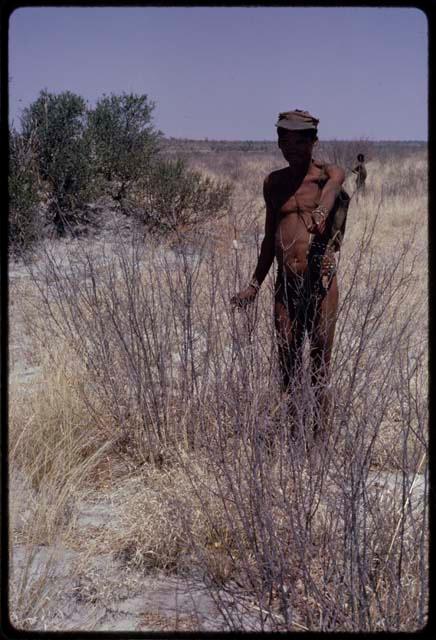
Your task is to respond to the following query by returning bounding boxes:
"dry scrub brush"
[9,337,112,629]
[10,146,427,631]
[172,214,427,632]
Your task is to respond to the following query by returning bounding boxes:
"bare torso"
[230,143,343,426]
[269,160,325,275]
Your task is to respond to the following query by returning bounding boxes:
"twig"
[374,451,427,597]
[248,602,309,631]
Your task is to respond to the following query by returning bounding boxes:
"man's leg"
[355,178,360,202]
[273,275,307,446]
[274,273,306,392]
[275,298,304,392]
[308,276,338,439]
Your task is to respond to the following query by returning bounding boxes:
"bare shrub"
[173,205,428,632]
[11,143,427,631]
[22,229,232,464]
[20,203,427,630]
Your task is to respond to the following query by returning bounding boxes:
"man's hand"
[230,285,258,309]
[309,165,345,235]
[308,206,327,235]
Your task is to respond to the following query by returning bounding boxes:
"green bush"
[140,158,233,234]
[15,89,233,240]
[9,129,41,255]
[88,93,161,211]
[21,90,96,235]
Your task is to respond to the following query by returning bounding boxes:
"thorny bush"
[23,199,428,630]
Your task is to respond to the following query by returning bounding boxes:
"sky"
[8,6,428,141]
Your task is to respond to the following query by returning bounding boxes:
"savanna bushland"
[9,90,428,631]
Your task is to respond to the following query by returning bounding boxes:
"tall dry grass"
[9,143,428,631]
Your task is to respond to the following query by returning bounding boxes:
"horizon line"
[162,137,428,144]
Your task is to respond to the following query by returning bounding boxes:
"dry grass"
[9,329,115,626]
[9,142,428,631]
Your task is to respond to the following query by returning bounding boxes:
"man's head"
[357,153,365,162]
[275,109,318,168]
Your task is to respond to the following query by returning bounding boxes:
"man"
[231,109,345,438]
[352,153,367,195]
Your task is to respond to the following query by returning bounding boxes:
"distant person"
[231,109,346,440]
[352,153,367,195]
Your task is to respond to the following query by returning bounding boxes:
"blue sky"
[8,6,427,140]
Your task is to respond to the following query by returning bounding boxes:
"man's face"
[277,129,315,168]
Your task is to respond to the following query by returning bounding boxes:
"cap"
[275,109,319,131]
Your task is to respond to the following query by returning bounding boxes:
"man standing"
[231,109,345,438]
[352,153,367,196]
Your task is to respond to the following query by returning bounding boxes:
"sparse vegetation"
[9,135,427,631]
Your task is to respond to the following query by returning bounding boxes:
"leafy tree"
[21,90,95,235]
[9,128,41,254]
[140,158,233,234]
[88,92,161,211]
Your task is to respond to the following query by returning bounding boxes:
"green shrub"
[140,158,233,234]
[88,93,161,211]
[16,90,232,239]
[9,129,41,255]
[21,90,96,235]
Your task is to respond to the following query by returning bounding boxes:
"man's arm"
[230,176,276,307]
[251,176,276,287]
[309,164,345,235]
